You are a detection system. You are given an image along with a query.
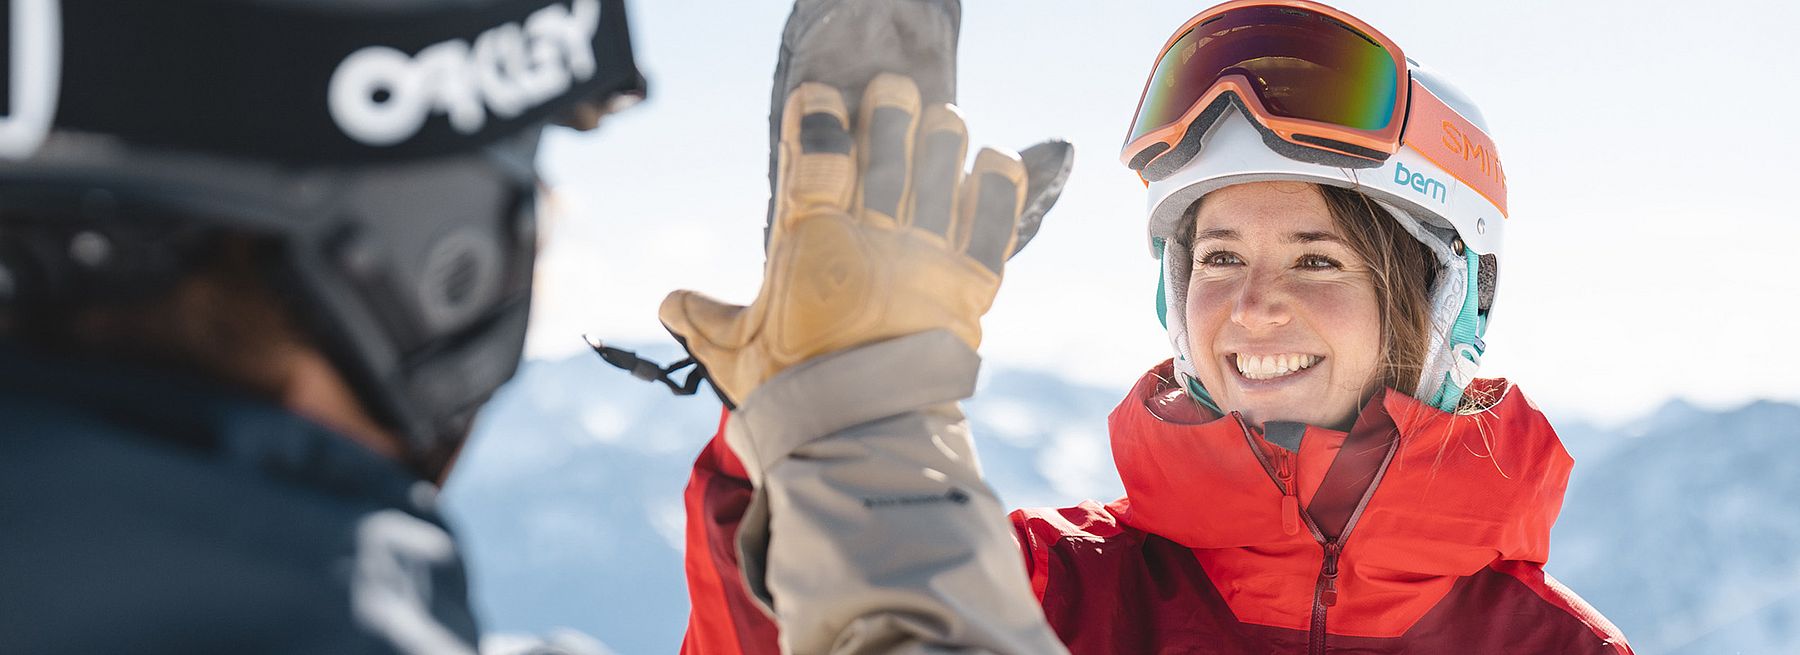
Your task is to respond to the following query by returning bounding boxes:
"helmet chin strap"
[1183,376,1224,416]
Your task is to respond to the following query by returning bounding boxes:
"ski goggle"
[1121,0,1410,179]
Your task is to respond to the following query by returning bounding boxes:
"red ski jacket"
[680,361,1633,654]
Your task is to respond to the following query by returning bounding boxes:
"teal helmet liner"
[1428,247,1487,412]
[1184,377,1224,416]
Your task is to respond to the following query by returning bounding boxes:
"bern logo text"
[1393,161,1447,204]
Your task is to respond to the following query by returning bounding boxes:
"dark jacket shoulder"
[0,345,480,655]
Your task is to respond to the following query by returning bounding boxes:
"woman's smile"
[1224,352,1324,383]
[1230,352,1323,381]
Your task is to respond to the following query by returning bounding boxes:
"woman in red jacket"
[684,1,1632,652]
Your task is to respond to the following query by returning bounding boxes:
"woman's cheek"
[1292,280,1378,324]
[1183,279,1232,335]
[1183,280,1231,379]
[1293,278,1384,384]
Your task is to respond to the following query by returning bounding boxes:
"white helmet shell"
[1145,62,1506,412]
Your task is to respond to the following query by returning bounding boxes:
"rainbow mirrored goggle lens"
[1123,4,1405,174]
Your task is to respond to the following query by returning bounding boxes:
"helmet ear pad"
[1153,229,1224,415]
[274,138,543,476]
[1477,252,1498,316]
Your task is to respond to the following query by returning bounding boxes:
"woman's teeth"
[1235,354,1320,381]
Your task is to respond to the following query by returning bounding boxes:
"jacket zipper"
[1312,541,1340,655]
[1230,413,1399,655]
[1274,449,1301,536]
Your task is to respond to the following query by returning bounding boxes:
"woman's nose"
[1229,274,1291,330]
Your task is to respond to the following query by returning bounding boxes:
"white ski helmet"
[1140,61,1506,413]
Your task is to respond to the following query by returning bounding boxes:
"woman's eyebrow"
[1289,231,1346,244]
[1194,227,1239,242]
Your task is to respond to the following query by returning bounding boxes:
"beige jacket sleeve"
[721,329,1066,655]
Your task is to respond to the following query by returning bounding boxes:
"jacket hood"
[1106,360,1575,635]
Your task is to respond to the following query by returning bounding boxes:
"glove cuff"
[725,329,979,482]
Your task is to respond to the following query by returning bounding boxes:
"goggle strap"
[1399,81,1508,216]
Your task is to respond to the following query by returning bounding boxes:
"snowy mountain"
[443,349,1797,654]
[1551,399,1800,655]
[442,344,712,654]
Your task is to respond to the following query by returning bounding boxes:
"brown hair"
[2,232,307,400]
[1308,189,1506,472]
[1313,184,1439,396]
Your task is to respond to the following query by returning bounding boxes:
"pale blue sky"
[529,0,1800,423]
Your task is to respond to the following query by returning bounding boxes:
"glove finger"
[1012,140,1075,259]
[856,73,922,229]
[909,103,968,241]
[775,83,855,241]
[957,147,1028,275]
[763,0,958,251]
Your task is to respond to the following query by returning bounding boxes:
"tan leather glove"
[659,73,1027,406]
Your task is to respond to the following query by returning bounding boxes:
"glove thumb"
[1012,139,1074,259]
[659,289,753,402]
[659,289,750,346]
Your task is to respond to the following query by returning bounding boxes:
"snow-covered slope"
[443,351,1796,654]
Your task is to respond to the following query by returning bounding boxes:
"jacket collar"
[0,342,430,506]
[1108,360,1572,571]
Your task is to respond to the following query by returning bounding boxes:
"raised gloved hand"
[659,74,1032,406]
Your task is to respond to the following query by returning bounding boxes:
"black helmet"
[0,0,645,477]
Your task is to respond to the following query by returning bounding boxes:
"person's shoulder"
[0,379,409,568]
[1007,500,1159,602]
[1009,499,1140,549]
[1460,378,1570,455]
[0,390,479,655]
[1470,560,1636,654]
[1387,377,1562,442]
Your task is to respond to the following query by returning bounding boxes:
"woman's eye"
[1297,254,1342,270]
[1198,250,1242,267]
